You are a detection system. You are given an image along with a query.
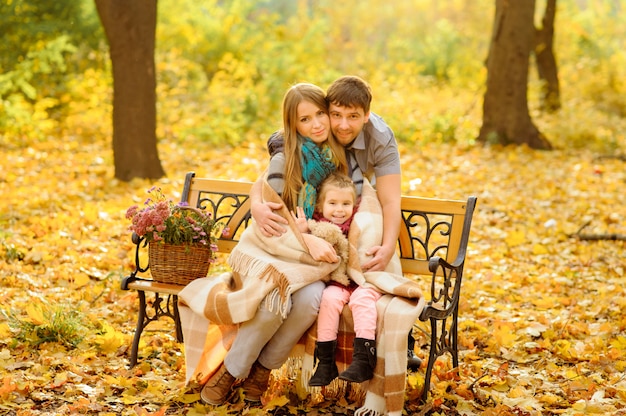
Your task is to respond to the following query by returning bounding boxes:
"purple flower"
[126,187,222,257]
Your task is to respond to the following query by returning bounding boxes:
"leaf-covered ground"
[1,136,625,415]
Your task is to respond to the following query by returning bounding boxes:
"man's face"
[329,103,370,146]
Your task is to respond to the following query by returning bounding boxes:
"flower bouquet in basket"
[125,186,222,285]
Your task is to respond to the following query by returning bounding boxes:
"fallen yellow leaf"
[532,243,549,254]
[25,303,45,325]
[505,230,526,247]
[0,323,11,338]
[94,322,126,354]
[70,272,91,288]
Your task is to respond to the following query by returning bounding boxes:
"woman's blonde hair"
[281,83,348,211]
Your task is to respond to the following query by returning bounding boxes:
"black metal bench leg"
[421,317,438,402]
[451,310,459,368]
[173,295,183,343]
[130,290,147,367]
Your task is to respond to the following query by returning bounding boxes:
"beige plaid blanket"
[178,178,424,416]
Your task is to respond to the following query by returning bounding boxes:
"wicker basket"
[148,242,211,285]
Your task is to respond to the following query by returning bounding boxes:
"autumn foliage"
[1,0,626,415]
[1,129,625,415]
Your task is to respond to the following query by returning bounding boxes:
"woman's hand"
[302,233,338,263]
[251,200,288,237]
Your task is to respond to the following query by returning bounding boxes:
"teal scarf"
[299,137,336,219]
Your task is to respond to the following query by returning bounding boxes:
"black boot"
[308,340,339,386]
[339,338,376,383]
[407,331,422,371]
[407,349,422,371]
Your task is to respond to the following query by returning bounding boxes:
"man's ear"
[364,111,370,123]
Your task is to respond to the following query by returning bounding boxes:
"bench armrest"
[420,254,465,321]
[121,232,150,290]
[420,195,475,322]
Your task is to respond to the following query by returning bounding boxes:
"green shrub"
[4,301,89,348]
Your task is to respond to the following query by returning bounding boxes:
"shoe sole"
[243,396,261,403]
[339,373,372,383]
[200,386,229,406]
[308,380,334,386]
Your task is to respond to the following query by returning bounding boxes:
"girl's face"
[296,100,330,144]
[320,186,355,225]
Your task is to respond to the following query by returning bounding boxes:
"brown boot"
[200,363,236,405]
[241,361,271,403]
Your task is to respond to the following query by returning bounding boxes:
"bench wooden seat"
[121,171,477,401]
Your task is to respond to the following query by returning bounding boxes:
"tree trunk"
[478,0,552,150]
[534,0,561,112]
[95,0,165,181]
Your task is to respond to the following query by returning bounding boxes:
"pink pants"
[317,284,382,341]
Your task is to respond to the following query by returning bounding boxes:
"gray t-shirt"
[345,112,401,183]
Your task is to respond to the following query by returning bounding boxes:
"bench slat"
[127,280,182,296]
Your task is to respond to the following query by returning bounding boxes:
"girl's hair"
[326,75,372,114]
[316,171,357,212]
[281,83,348,211]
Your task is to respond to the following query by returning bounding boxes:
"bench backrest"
[181,172,476,277]
[398,195,476,276]
[181,173,253,254]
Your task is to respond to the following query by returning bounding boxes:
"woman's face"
[296,100,330,144]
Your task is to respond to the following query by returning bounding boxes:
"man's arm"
[362,173,401,271]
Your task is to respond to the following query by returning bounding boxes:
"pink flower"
[126,186,222,255]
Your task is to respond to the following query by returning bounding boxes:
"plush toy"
[306,219,350,287]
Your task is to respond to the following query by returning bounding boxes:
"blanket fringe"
[354,409,384,416]
[264,286,293,318]
[321,377,349,399]
[280,355,303,382]
[228,250,274,285]
[228,249,293,317]
[228,250,269,282]
[348,382,367,403]
[284,352,370,407]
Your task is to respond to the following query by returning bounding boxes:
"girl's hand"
[291,206,309,233]
[302,234,338,263]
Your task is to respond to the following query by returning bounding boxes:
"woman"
[196,83,359,405]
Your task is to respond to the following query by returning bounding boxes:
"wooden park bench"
[121,171,477,401]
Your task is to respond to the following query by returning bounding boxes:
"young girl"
[293,171,382,386]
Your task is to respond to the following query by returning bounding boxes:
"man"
[257,75,422,370]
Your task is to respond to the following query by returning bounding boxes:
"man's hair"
[326,75,372,114]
